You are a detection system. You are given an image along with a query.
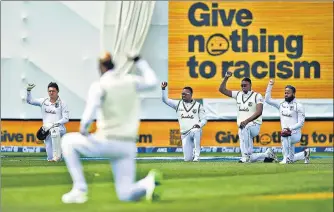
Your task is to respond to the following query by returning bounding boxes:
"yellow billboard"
[168,2,333,98]
[1,120,332,147]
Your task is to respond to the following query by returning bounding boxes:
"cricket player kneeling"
[161,82,207,162]
[61,51,162,204]
[219,72,277,163]
[265,79,310,164]
[27,82,69,162]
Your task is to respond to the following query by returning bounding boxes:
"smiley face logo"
[260,134,272,145]
[206,33,229,56]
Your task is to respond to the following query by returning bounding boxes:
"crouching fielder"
[61,52,161,204]
[26,82,69,161]
[161,82,207,162]
[265,79,310,164]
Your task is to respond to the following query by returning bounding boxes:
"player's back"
[96,71,140,141]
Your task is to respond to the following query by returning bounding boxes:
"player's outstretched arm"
[79,82,103,135]
[161,82,179,110]
[218,71,233,97]
[26,83,44,106]
[264,79,280,109]
[127,52,158,91]
[288,103,305,131]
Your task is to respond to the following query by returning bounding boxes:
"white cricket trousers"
[238,123,269,162]
[181,128,202,161]
[61,132,148,202]
[281,132,306,162]
[44,126,66,160]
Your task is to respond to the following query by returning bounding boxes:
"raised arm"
[288,103,305,131]
[79,82,103,135]
[161,82,179,110]
[264,79,280,109]
[26,83,44,106]
[218,71,233,97]
[55,101,70,125]
[126,53,158,92]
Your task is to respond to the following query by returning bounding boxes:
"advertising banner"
[1,120,332,148]
[168,2,333,99]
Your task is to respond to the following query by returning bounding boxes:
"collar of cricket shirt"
[50,96,61,105]
[184,99,194,104]
[242,90,253,96]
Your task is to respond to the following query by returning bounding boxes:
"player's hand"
[193,124,201,129]
[79,123,90,136]
[43,123,54,131]
[126,50,140,61]
[240,120,249,129]
[225,71,232,78]
[161,82,168,90]
[280,128,292,137]
[26,83,36,91]
[269,79,275,85]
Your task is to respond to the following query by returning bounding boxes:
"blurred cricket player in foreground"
[161,82,207,162]
[61,52,161,204]
[219,71,277,163]
[265,79,310,164]
[26,82,69,162]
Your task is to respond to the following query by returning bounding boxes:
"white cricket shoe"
[145,169,163,202]
[193,157,199,162]
[238,155,251,163]
[279,159,287,164]
[265,148,277,162]
[62,189,88,204]
[304,148,311,164]
[279,158,293,164]
[52,156,62,162]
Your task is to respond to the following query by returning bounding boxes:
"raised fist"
[161,82,168,90]
[27,83,36,91]
[269,79,275,85]
[225,71,232,78]
[126,50,140,61]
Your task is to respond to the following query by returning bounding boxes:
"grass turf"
[1,152,333,212]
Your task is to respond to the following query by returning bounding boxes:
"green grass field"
[1,152,333,212]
